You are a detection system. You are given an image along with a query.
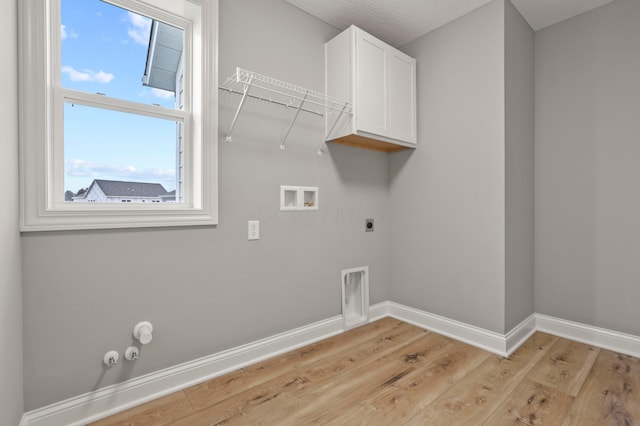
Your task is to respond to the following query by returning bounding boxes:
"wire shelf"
[218,67,352,150]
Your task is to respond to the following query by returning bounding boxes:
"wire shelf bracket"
[218,67,352,151]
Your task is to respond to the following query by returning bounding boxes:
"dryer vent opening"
[341,266,369,329]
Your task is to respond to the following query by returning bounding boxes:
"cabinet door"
[355,30,388,136]
[387,50,417,144]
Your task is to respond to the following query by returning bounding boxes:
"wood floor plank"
[284,332,458,424]
[406,332,558,425]
[183,317,403,411]
[88,391,193,426]
[241,322,434,425]
[482,378,574,425]
[298,322,431,385]
[232,331,455,425]
[177,370,310,426]
[334,339,492,425]
[174,320,430,425]
[526,337,600,397]
[563,349,640,426]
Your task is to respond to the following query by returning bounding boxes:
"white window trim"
[18,0,218,231]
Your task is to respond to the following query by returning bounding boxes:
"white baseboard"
[20,304,640,426]
[385,301,510,356]
[21,315,345,426]
[377,301,537,357]
[505,314,537,357]
[368,301,390,321]
[536,313,640,359]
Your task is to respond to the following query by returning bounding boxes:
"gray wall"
[390,0,507,333]
[0,0,24,424]
[504,0,535,331]
[21,0,390,410]
[18,0,640,414]
[535,0,640,335]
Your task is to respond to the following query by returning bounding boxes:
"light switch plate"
[248,220,259,240]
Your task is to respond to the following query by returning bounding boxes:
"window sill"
[20,208,218,232]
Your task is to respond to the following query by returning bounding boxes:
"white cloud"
[66,159,175,184]
[127,11,151,46]
[61,66,114,83]
[61,25,78,41]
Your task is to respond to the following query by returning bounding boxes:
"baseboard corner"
[385,301,509,356]
[505,314,537,357]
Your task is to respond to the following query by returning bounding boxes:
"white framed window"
[19,0,218,231]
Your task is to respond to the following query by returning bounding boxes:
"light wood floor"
[91,318,640,425]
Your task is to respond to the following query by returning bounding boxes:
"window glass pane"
[64,103,179,203]
[60,0,184,109]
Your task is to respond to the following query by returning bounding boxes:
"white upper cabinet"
[325,26,417,152]
[355,31,387,137]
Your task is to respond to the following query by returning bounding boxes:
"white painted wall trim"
[368,301,390,321]
[536,313,640,359]
[505,314,537,356]
[20,305,640,426]
[384,301,508,356]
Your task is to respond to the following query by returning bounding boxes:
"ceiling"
[285,0,617,47]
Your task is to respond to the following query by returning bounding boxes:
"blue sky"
[61,0,179,194]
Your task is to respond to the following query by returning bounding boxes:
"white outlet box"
[280,186,299,211]
[248,220,259,240]
[280,185,318,211]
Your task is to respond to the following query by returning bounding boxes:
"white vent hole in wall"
[341,266,369,329]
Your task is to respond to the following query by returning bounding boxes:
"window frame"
[19,0,218,231]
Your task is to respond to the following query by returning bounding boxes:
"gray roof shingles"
[93,179,169,198]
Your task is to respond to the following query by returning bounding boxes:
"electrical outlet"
[248,220,259,240]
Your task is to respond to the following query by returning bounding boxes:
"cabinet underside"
[329,134,413,152]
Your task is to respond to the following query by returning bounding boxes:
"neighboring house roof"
[87,179,169,198]
[142,20,183,93]
[160,190,177,202]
